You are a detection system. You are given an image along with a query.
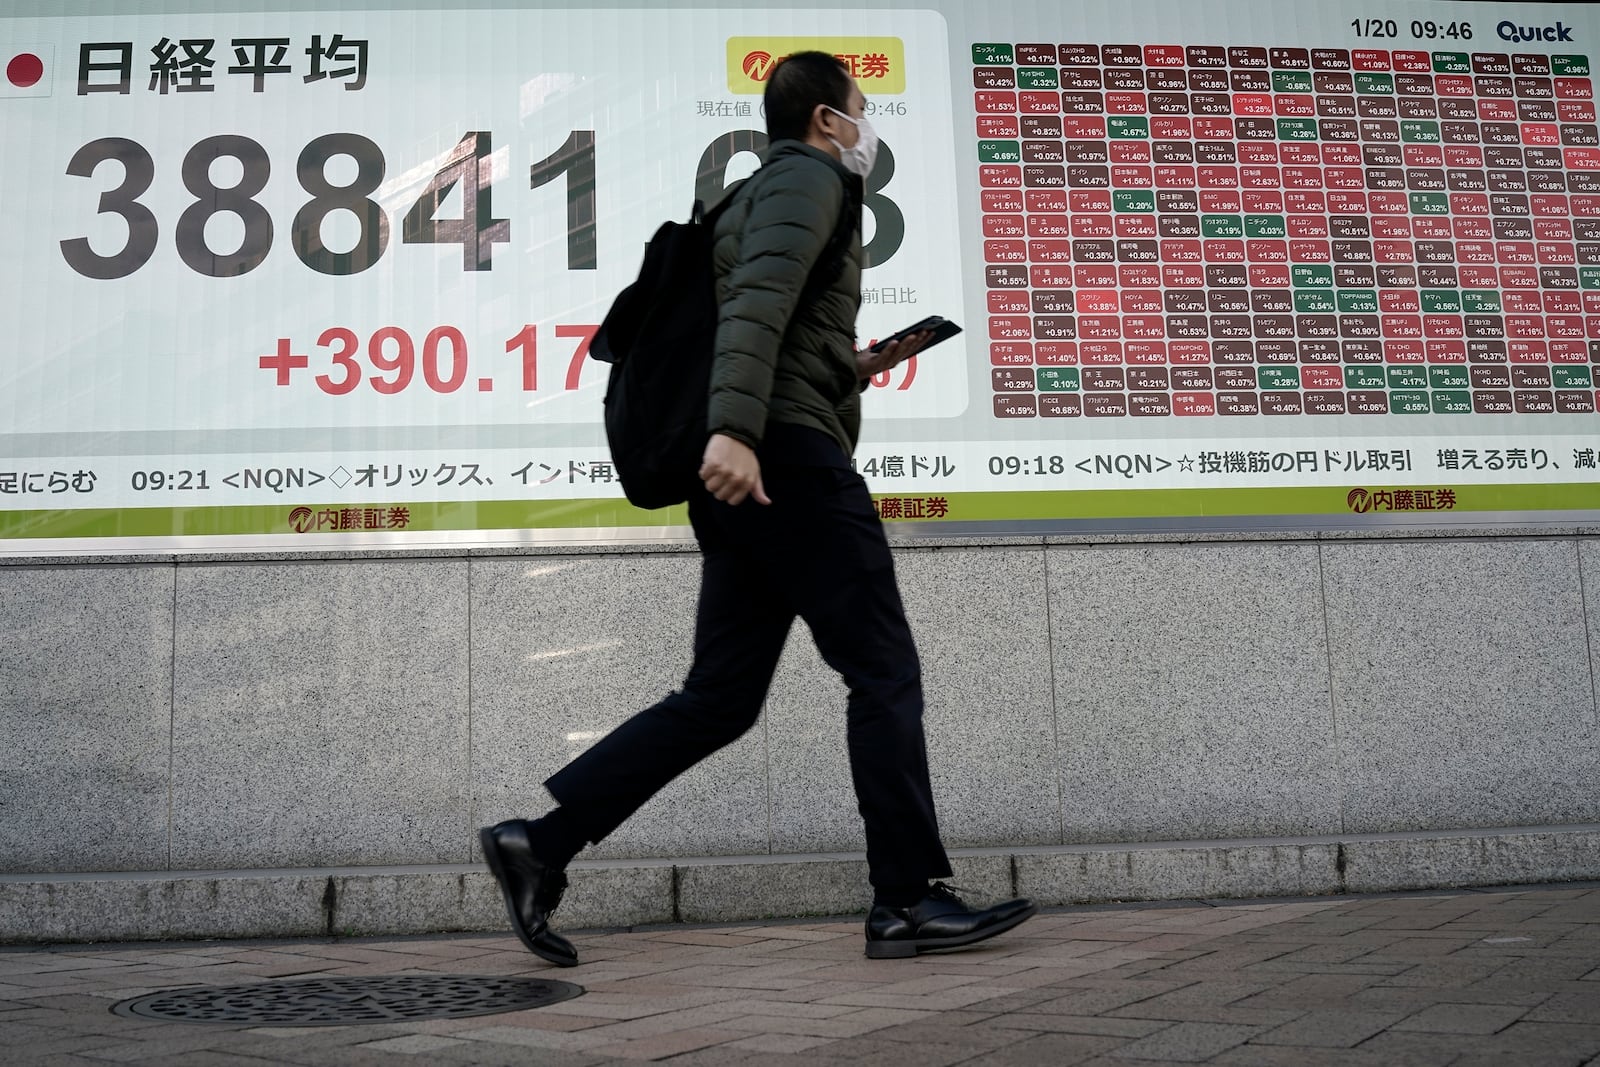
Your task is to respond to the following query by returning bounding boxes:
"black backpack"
[590,175,857,510]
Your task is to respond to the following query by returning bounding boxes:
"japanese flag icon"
[3,45,53,97]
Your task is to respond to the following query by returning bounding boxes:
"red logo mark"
[743,50,776,81]
[6,52,43,88]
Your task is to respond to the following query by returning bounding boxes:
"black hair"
[763,51,854,142]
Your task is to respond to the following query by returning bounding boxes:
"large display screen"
[2,1,1596,552]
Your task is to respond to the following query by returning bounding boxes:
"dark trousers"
[544,427,952,893]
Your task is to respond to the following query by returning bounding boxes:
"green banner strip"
[5,482,1600,541]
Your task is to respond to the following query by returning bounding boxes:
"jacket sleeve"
[707,158,843,447]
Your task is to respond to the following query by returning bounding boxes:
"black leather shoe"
[864,883,1038,958]
[479,820,579,967]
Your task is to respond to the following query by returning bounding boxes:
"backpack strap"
[800,174,861,301]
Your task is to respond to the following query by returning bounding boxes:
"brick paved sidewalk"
[1,884,1597,1066]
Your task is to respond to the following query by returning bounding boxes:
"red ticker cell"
[988,291,1033,314]
[1035,342,1078,365]
[1552,339,1590,361]
[1301,366,1343,390]
[1144,44,1185,66]
[1289,240,1332,263]
[1163,263,1206,288]
[1385,339,1426,362]
[1029,215,1074,238]
[1556,77,1594,100]
[1479,98,1518,122]
[1111,141,1153,164]
[1079,341,1123,364]
[1574,195,1600,216]
[1250,264,1292,287]
[1392,50,1431,73]
[984,240,1028,263]
[1424,315,1465,339]
[1069,190,1113,212]
[1077,289,1119,315]
[1115,213,1158,238]
[1539,243,1578,265]
[1501,266,1542,288]
[976,116,1020,138]
[989,316,1032,340]
[1449,192,1491,215]
[1126,340,1167,363]
[980,188,1024,212]
[1560,100,1598,123]
[1120,264,1163,287]
[1199,191,1242,213]
[1460,265,1501,288]
[1381,290,1422,313]
[1549,315,1587,339]
[1026,189,1069,211]
[975,91,1018,114]
[1071,214,1114,238]
[1161,239,1204,262]
[1120,288,1163,313]
[1532,194,1571,217]
[1072,264,1119,287]
[1546,291,1583,314]
[1352,49,1392,71]
[990,342,1033,366]
[1424,339,1465,362]
[1523,123,1563,147]
[979,165,1023,188]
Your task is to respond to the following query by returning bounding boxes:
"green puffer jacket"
[708,141,864,456]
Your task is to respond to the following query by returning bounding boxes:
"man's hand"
[855,329,933,380]
[700,433,771,506]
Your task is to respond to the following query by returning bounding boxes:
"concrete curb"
[4,824,1597,944]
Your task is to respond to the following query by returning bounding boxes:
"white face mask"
[824,105,880,178]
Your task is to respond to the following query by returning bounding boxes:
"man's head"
[763,50,868,161]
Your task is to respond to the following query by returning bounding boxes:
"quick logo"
[1497,20,1576,43]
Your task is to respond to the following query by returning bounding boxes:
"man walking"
[481,51,1036,965]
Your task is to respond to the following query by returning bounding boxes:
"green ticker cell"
[1581,267,1600,289]
[1409,192,1450,214]
[1421,290,1463,313]
[1430,366,1471,389]
[1277,118,1318,140]
[1017,66,1059,89]
[1554,55,1592,76]
[1345,367,1387,389]
[1272,70,1314,93]
[1036,368,1080,391]
[979,139,1022,162]
[1355,72,1395,94]
[1390,391,1431,414]
[1258,367,1300,390]
[1336,289,1379,313]
[1432,390,1472,414]
[972,43,1015,64]
[1400,120,1441,143]
[1555,367,1594,389]
[1114,189,1157,212]
[1387,367,1429,390]
[1202,214,1245,238]
[1295,290,1337,313]
[1292,264,1334,288]
[1462,290,1503,312]
[1244,214,1287,238]
[1108,116,1150,138]
[1432,52,1471,74]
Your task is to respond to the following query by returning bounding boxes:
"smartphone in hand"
[867,315,963,353]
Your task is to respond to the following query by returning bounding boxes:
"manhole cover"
[111,974,584,1026]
